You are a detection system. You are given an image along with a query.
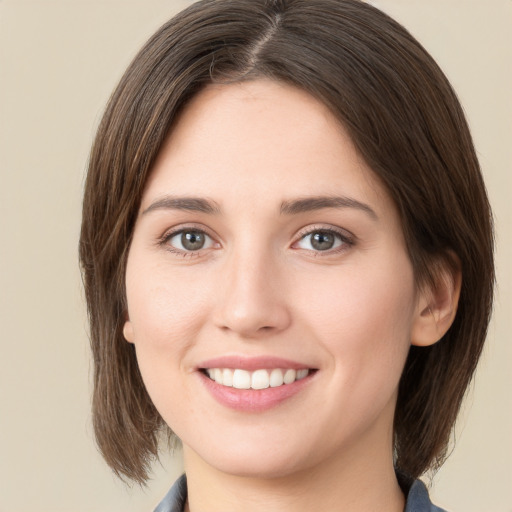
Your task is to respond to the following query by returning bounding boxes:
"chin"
[210,454,307,479]
[184,435,319,480]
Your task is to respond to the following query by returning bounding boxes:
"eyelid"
[295,223,354,241]
[292,224,355,252]
[156,222,354,256]
[158,223,221,255]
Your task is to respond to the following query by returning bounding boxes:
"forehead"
[142,79,394,218]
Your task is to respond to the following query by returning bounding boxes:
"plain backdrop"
[1,1,510,511]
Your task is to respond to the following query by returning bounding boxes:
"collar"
[153,474,448,512]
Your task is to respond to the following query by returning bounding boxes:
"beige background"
[0,0,510,511]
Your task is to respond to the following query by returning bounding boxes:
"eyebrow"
[142,196,221,215]
[141,194,377,220]
[280,196,378,220]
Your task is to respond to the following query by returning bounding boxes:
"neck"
[182,427,405,512]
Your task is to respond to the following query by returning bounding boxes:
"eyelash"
[158,224,355,257]
[158,225,217,259]
[293,225,354,255]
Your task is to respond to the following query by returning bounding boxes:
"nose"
[214,247,292,338]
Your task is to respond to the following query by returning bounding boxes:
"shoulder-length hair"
[79,0,494,484]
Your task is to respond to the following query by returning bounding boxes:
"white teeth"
[232,369,251,389]
[269,368,284,387]
[283,369,296,384]
[222,368,233,387]
[296,369,308,380]
[251,369,270,390]
[205,368,310,389]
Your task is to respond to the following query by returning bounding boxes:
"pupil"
[311,232,334,251]
[182,231,205,250]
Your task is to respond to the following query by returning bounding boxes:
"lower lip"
[199,371,315,412]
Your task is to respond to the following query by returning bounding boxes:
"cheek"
[124,262,208,424]
[299,256,416,380]
[124,252,222,421]
[125,258,211,352]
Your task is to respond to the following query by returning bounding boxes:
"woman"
[79,1,494,511]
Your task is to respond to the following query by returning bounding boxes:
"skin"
[123,80,458,512]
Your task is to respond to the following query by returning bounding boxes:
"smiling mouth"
[201,368,313,390]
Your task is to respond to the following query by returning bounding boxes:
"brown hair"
[79,0,494,484]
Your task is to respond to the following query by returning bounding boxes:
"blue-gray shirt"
[154,474,447,512]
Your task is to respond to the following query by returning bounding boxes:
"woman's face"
[124,80,423,478]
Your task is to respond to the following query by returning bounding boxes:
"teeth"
[269,368,284,387]
[296,369,308,380]
[283,369,296,384]
[222,368,233,387]
[251,369,269,390]
[232,369,251,389]
[204,368,310,389]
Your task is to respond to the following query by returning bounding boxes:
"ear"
[411,256,462,347]
[123,315,135,344]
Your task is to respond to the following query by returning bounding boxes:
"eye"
[166,229,214,252]
[295,229,348,252]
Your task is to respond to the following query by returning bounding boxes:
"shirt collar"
[153,473,447,512]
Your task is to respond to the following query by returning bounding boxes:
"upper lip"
[197,355,314,371]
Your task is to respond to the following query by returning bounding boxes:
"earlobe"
[411,259,462,347]
[123,319,135,344]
